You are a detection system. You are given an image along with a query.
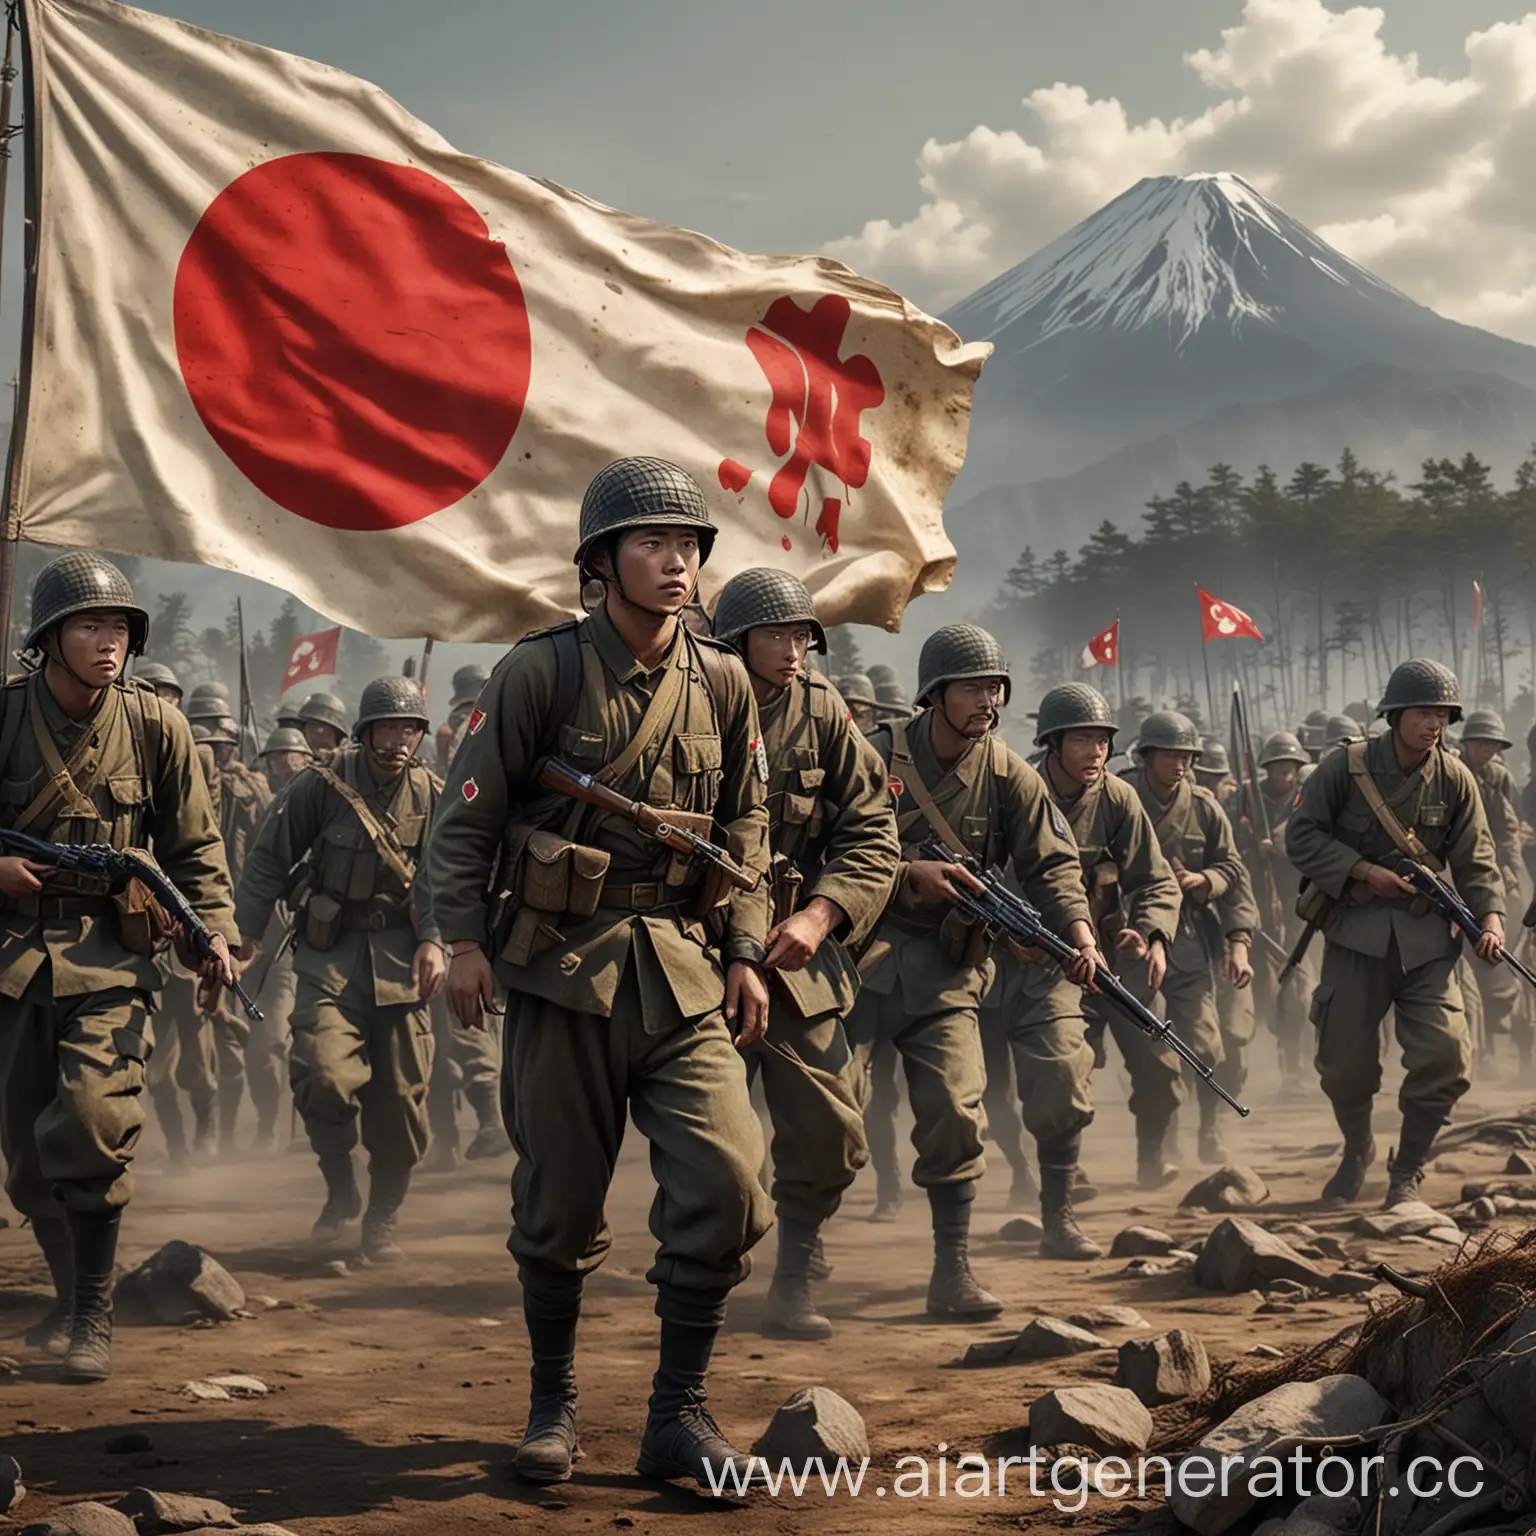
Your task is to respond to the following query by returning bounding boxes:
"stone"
[1181,1166,1270,1212]
[1009,1317,1111,1359]
[1114,1329,1211,1406]
[20,1502,136,1536]
[113,1490,238,1533]
[1109,1226,1176,1258]
[321,1260,348,1278]
[114,1242,244,1326]
[1504,1151,1536,1176]
[961,1339,1018,1368]
[1256,1301,1298,1315]
[996,1216,1045,1243]
[1248,1344,1284,1359]
[1323,1271,1382,1296]
[1,1455,23,1515]
[1194,1218,1328,1294]
[104,1433,154,1454]
[1353,1202,1454,1240]
[203,1374,267,1398]
[1309,1235,1349,1261]
[1119,1251,1197,1278]
[180,1381,230,1402]
[750,1386,869,1464]
[1265,1277,1311,1297]
[0,1355,21,1383]
[1168,1375,1389,1536]
[247,1295,281,1312]
[1029,1385,1153,1456]
[1064,1306,1148,1331]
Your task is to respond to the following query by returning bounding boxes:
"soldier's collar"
[586,603,684,684]
[914,710,986,788]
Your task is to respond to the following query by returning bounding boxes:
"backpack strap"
[1345,739,1444,872]
[890,715,969,858]
[121,680,163,815]
[307,760,418,888]
[0,678,28,785]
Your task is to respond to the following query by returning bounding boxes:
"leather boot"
[805,1231,833,1282]
[1198,1100,1228,1166]
[361,1166,411,1263]
[1321,1105,1377,1206]
[311,1153,362,1243]
[24,1216,74,1358]
[465,1124,513,1161]
[149,1082,190,1173]
[636,1284,759,1488]
[62,1210,119,1383]
[1383,1108,1444,1209]
[513,1263,581,1483]
[465,1084,512,1160]
[925,1183,1002,1319]
[1136,1121,1180,1190]
[1038,1136,1103,1261]
[869,1175,902,1223]
[761,1216,832,1340]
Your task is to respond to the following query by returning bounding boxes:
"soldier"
[259,727,314,796]
[867,664,911,722]
[436,664,491,778]
[0,553,237,1382]
[1287,660,1505,1207]
[1324,715,1365,757]
[1195,740,1238,809]
[235,678,445,1257]
[1117,713,1258,1178]
[427,457,774,1488]
[296,692,349,761]
[1300,709,1330,763]
[861,1040,905,1221]
[1456,709,1528,1073]
[837,674,879,735]
[134,661,184,709]
[847,624,1095,1316]
[183,681,230,727]
[711,569,900,1339]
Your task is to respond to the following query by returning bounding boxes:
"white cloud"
[826,0,1536,340]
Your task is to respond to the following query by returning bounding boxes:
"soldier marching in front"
[1287,660,1505,1207]
[711,569,900,1340]
[426,458,774,1489]
[847,624,1096,1317]
[235,679,445,1257]
[0,553,237,1382]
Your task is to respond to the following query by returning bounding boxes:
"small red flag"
[279,625,342,693]
[1198,586,1264,643]
[1079,620,1119,669]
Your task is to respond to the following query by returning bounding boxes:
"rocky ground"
[3,1052,1534,1536]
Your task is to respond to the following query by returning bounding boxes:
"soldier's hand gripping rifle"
[0,826,263,1020]
[916,837,1250,1116]
[538,758,762,892]
[1395,858,1536,988]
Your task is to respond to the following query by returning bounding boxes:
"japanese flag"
[1079,620,1118,670]
[279,625,341,694]
[1197,586,1265,643]
[10,0,989,643]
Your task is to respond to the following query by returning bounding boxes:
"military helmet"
[450,664,490,710]
[297,691,349,734]
[23,551,150,656]
[1377,658,1462,722]
[874,680,910,714]
[275,705,306,729]
[134,660,182,697]
[189,723,214,745]
[1137,710,1203,755]
[1258,730,1308,767]
[354,676,429,735]
[260,726,313,759]
[184,681,231,722]
[1461,707,1513,749]
[916,624,1011,708]
[1197,739,1231,775]
[574,458,717,579]
[867,664,900,690]
[1303,708,1329,728]
[204,715,242,746]
[1324,713,1363,748]
[711,568,826,652]
[1034,682,1116,747]
[837,673,877,707]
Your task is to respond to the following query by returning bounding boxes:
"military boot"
[1038,1137,1103,1262]
[761,1216,832,1340]
[360,1166,411,1264]
[149,1081,191,1174]
[869,1177,901,1223]
[465,1084,512,1160]
[191,1095,217,1160]
[251,1112,278,1156]
[1382,1109,1444,1210]
[1198,1101,1229,1166]
[311,1153,362,1244]
[806,1231,833,1283]
[925,1183,1003,1319]
[1136,1122,1180,1190]
[24,1216,74,1358]
[1007,1153,1040,1212]
[218,1079,243,1159]
[1321,1106,1377,1206]
[62,1211,119,1383]
[636,1284,759,1488]
[465,1124,513,1161]
[513,1263,582,1484]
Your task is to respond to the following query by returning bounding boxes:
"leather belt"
[602,882,684,913]
[1,894,115,920]
[341,902,412,932]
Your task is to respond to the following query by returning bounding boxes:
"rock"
[1029,1385,1153,1456]
[1119,1251,1197,1278]
[1309,1235,1349,1261]
[1460,1178,1536,1201]
[1169,1375,1389,1536]
[1265,1277,1311,1297]
[1353,1201,1454,1240]
[104,1433,154,1454]
[1,1455,23,1515]
[246,1295,281,1312]
[1181,1166,1270,1211]
[1064,1306,1148,1331]
[961,1339,1019,1368]
[202,1374,267,1398]
[750,1385,869,1464]
[1194,1218,1328,1294]
[114,1242,244,1326]
[1324,1271,1381,1296]
[1114,1329,1211,1406]
[996,1216,1044,1244]
[1009,1317,1111,1359]
[113,1490,238,1533]
[321,1260,348,1278]
[20,1502,136,1536]
[1248,1344,1285,1358]
[180,1381,231,1402]
[1504,1151,1536,1176]
[1109,1226,1176,1258]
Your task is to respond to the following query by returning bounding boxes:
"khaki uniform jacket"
[1121,765,1257,975]
[219,760,272,879]
[1286,732,1502,968]
[0,674,237,998]
[236,748,440,1009]
[858,711,1091,1014]
[1462,754,1521,876]
[759,671,899,1018]
[425,607,771,1021]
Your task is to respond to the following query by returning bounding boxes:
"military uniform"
[237,678,441,1259]
[0,553,237,1382]
[295,692,349,764]
[712,569,899,1339]
[848,625,1091,1317]
[1286,659,1503,1206]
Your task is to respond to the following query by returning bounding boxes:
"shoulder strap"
[121,682,163,814]
[593,641,690,790]
[0,680,28,784]
[307,761,418,888]
[890,715,968,858]
[549,623,582,743]
[16,675,99,831]
[1345,740,1443,872]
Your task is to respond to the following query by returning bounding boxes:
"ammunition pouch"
[1294,879,1340,933]
[494,827,612,968]
[113,876,169,958]
[939,908,991,969]
[302,891,343,951]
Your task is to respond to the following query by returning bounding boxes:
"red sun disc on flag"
[174,152,531,532]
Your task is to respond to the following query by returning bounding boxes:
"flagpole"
[1115,608,1124,715]
[235,597,258,762]
[0,1,31,664]
[1196,585,1216,730]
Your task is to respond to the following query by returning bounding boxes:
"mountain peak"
[946,172,1403,351]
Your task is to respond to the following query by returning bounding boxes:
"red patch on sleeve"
[462,777,480,803]
[889,776,904,800]
[467,707,486,735]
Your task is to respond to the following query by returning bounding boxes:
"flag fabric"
[1197,586,1265,643]
[10,0,990,643]
[1079,620,1119,670]
[1473,579,1483,633]
[280,625,342,694]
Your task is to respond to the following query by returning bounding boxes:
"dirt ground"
[3,1049,1533,1536]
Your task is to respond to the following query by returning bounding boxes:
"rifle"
[0,827,263,1021]
[1276,920,1318,988]
[537,758,761,893]
[1231,681,1284,934]
[1395,858,1536,989]
[917,837,1249,1116]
